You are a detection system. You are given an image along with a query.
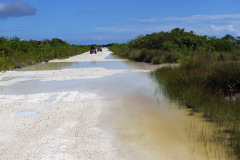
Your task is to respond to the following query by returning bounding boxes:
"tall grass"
[205,62,240,95]
[108,46,179,64]
[152,53,240,157]
[128,49,179,64]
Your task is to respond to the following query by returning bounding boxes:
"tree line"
[109,28,240,64]
[0,36,89,71]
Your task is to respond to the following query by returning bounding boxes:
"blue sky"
[1,0,240,45]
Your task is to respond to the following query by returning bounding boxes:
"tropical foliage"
[109,28,240,64]
[0,36,89,71]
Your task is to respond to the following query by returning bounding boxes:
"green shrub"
[0,36,89,71]
[162,41,179,51]
[0,56,13,71]
[205,62,240,95]
[109,28,240,65]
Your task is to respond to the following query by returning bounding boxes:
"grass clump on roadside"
[151,54,240,157]
[108,43,179,64]
[0,36,89,71]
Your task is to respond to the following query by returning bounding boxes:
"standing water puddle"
[0,76,36,82]
[16,61,162,71]
[15,110,37,117]
[44,94,58,102]
[0,54,234,159]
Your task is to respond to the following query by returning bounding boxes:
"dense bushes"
[108,28,240,64]
[0,36,89,71]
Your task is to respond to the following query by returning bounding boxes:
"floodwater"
[16,61,163,71]
[15,110,37,117]
[0,56,234,160]
[0,76,35,82]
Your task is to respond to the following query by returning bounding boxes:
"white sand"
[0,68,148,85]
[0,48,148,85]
[0,91,120,159]
[0,48,127,159]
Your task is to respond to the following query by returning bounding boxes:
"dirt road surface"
[0,48,228,160]
[0,48,131,159]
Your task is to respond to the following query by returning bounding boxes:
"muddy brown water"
[0,57,234,159]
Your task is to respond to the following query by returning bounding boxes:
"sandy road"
[0,48,132,159]
[0,48,233,160]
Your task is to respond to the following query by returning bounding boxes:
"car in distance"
[97,45,102,52]
[90,45,97,54]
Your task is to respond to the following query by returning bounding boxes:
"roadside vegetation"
[0,36,89,71]
[109,28,240,64]
[153,58,240,158]
[109,28,240,157]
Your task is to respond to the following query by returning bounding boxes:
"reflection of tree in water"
[123,61,165,70]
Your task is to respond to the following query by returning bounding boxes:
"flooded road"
[0,48,232,159]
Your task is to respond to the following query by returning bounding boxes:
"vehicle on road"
[90,45,97,54]
[97,45,102,52]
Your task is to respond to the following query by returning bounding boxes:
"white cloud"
[210,25,235,32]
[129,18,159,23]
[129,14,240,24]
[0,0,36,19]
[94,14,240,43]
[127,14,240,36]
[210,25,224,31]
[164,14,240,22]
